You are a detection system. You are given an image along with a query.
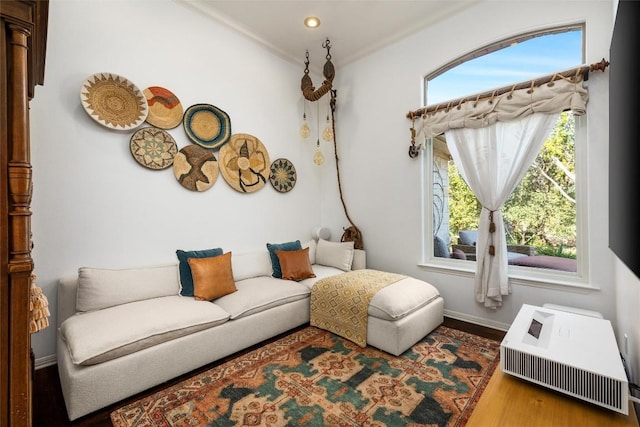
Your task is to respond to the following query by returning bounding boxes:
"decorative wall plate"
[129,126,178,170]
[269,158,297,193]
[143,86,184,129]
[173,144,219,192]
[80,72,148,130]
[183,104,231,149]
[219,133,270,193]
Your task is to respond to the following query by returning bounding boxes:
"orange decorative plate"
[143,86,184,129]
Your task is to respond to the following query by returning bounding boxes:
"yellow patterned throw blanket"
[310,269,406,347]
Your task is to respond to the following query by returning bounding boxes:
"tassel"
[29,274,50,333]
[489,245,495,256]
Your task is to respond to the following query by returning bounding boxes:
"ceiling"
[179,1,480,74]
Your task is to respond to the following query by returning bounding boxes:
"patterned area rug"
[111,325,500,427]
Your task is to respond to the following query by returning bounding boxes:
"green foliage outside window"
[447,112,576,259]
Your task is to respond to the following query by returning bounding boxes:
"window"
[424,26,585,280]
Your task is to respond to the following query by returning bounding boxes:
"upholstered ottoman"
[366,276,444,355]
[308,269,444,356]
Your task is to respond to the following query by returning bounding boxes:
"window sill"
[417,259,599,292]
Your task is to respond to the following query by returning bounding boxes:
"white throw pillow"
[315,239,355,271]
[76,264,180,312]
[231,251,272,281]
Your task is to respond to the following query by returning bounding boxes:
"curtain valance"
[407,59,609,139]
[415,78,588,139]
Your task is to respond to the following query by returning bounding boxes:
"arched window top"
[425,25,584,106]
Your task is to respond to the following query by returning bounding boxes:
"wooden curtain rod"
[406,58,609,119]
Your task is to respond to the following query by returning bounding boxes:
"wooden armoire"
[0,1,48,426]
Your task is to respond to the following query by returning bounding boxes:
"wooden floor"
[32,317,505,427]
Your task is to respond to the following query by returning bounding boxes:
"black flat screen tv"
[609,0,640,280]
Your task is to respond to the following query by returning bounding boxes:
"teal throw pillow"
[266,240,302,278]
[176,248,223,296]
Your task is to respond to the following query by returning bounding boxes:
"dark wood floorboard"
[32,317,505,427]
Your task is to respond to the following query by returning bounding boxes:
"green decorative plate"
[269,158,297,193]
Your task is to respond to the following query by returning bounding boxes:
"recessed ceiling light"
[304,16,320,29]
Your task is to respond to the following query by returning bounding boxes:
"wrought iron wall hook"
[303,50,310,75]
[322,38,332,60]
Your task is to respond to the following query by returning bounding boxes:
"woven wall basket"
[269,158,297,193]
[80,72,148,130]
[143,86,184,129]
[173,144,219,192]
[129,126,178,170]
[219,133,270,193]
[183,104,231,150]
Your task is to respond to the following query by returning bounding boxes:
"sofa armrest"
[352,249,366,270]
[58,276,79,328]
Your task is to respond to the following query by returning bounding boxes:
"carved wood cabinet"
[0,1,48,426]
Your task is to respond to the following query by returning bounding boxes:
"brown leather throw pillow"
[188,252,237,301]
[276,247,316,281]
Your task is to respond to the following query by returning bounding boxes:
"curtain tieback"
[488,209,496,256]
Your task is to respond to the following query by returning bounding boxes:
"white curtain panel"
[445,113,559,308]
[417,76,588,309]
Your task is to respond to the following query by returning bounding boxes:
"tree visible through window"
[427,26,583,270]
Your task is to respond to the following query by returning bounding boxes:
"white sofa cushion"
[368,277,441,321]
[213,276,310,320]
[76,264,180,312]
[61,295,229,365]
[231,250,272,281]
[298,265,345,289]
[315,239,354,271]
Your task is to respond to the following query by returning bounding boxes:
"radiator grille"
[501,346,628,414]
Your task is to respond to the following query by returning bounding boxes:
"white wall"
[29,0,323,362]
[326,0,623,345]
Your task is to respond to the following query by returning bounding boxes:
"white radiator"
[500,304,628,414]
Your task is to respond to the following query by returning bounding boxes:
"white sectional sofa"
[56,238,444,420]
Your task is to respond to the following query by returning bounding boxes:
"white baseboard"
[444,309,510,332]
[34,354,56,370]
